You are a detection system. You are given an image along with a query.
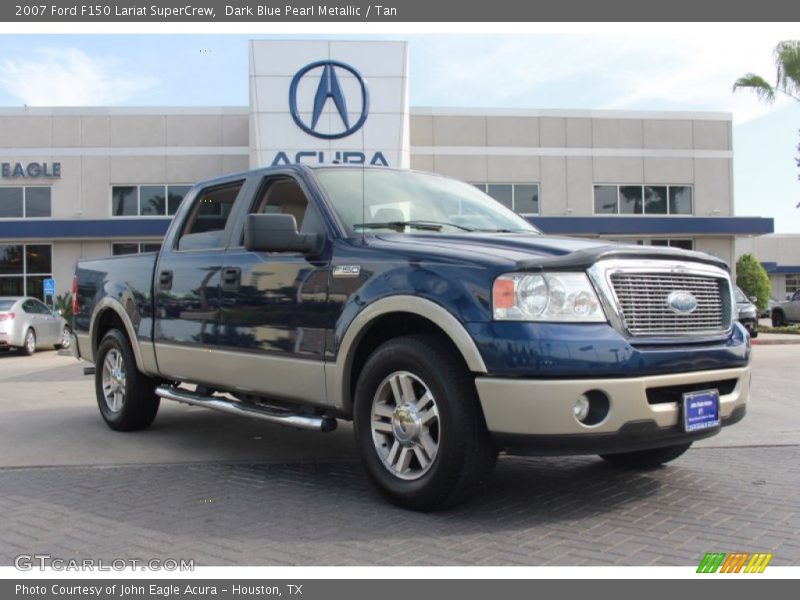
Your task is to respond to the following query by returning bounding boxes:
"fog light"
[573,390,610,426]
[574,395,590,421]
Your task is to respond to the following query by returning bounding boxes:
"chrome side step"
[155,385,337,432]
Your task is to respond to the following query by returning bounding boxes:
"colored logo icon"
[289,60,370,140]
[697,552,772,573]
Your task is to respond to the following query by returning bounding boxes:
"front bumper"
[475,365,750,455]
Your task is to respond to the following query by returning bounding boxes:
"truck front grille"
[610,272,732,337]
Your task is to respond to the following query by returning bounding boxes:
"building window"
[0,244,52,298]
[649,238,694,250]
[786,274,800,295]
[0,187,52,218]
[606,238,694,250]
[112,242,162,256]
[472,183,540,215]
[593,185,693,215]
[111,184,192,217]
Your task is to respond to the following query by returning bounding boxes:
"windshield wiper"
[353,220,477,232]
[473,227,535,233]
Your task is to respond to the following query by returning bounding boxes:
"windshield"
[734,287,748,303]
[314,168,539,235]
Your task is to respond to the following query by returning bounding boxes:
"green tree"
[733,40,800,103]
[733,41,800,208]
[736,253,771,312]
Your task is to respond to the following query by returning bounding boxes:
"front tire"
[353,335,497,511]
[55,325,72,349]
[772,310,786,327]
[95,329,160,431]
[600,442,692,468]
[20,329,36,356]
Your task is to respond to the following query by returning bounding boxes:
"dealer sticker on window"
[682,389,721,433]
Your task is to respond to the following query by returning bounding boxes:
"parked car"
[0,296,72,355]
[734,287,758,337]
[771,290,800,326]
[73,165,750,511]
[761,296,779,318]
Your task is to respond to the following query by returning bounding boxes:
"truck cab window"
[253,178,310,229]
[177,181,243,251]
[241,177,323,244]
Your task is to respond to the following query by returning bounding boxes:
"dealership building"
[0,39,775,301]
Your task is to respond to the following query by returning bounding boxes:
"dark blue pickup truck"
[73,165,750,510]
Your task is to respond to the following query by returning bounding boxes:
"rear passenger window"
[177,182,243,251]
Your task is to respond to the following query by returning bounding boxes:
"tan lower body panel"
[475,366,750,436]
[154,343,328,407]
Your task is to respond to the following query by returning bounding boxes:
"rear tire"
[19,329,36,356]
[95,329,159,431]
[600,442,692,468]
[353,334,497,511]
[772,310,786,327]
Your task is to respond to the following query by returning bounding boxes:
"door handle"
[221,267,241,292]
[159,270,173,290]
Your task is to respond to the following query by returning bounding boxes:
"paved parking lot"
[0,346,799,566]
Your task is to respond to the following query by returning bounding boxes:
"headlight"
[492,272,607,322]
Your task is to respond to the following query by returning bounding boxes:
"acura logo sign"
[289,60,370,140]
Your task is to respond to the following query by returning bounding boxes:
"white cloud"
[0,47,158,106]
[413,28,795,124]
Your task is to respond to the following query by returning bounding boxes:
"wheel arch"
[89,299,146,373]
[329,295,487,416]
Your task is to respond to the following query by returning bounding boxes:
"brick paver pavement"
[1,446,798,566]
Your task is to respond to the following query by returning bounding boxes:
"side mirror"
[244,213,323,255]
[749,296,757,303]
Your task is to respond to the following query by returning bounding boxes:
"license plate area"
[682,389,720,433]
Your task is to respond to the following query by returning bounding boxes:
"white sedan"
[0,296,71,355]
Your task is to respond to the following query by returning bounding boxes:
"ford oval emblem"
[667,291,698,314]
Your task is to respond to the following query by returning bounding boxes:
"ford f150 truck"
[73,165,750,511]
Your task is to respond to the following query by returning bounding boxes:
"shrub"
[735,253,771,312]
[54,292,73,325]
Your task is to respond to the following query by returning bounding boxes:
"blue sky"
[0,33,797,232]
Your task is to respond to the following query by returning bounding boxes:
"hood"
[371,232,730,271]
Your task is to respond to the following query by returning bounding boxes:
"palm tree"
[732,40,800,103]
[733,41,800,207]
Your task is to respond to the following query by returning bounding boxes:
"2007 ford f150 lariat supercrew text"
[72,166,750,510]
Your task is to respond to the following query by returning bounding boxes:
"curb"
[752,337,800,345]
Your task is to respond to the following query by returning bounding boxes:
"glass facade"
[0,244,52,298]
[786,274,800,295]
[112,184,192,217]
[594,185,693,215]
[472,183,540,215]
[112,242,162,256]
[0,187,52,218]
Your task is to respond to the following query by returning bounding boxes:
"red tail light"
[0,313,15,321]
[72,275,79,315]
